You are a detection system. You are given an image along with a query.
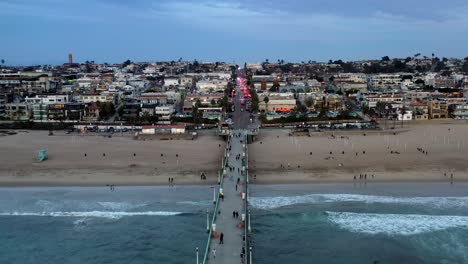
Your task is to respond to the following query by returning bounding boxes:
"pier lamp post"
[249,247,252,264]
[206,209,210,232]
[248,210,251,233]
[196,247,199,264]
[211,186,216,204]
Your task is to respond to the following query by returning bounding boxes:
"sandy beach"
[0,130,225,186]
[250,123,468,184]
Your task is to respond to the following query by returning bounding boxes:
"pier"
[201,129,251,264]
[200,71,254,264]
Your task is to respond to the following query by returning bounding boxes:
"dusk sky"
[2,0,468,65]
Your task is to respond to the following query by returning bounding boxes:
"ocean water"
[0,186,212,264]
[3,183,468,264]
[250,183,468,264]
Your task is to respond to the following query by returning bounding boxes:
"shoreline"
[0,178,465,187]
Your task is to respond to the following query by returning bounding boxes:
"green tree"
[250,88,259,112]
[318,107,329,120]
[122,59,132,67]
[210,99,216,106]
[381,56,390,61]
[304,97,314,108]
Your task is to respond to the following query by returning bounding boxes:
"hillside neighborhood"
[1,55,468,131]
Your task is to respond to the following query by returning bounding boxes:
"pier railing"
[243,132,251,264]
[201,133,231,264]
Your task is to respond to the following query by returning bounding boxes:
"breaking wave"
[249,194,468,210]
[326,211,468,235]
[0,211,182,219]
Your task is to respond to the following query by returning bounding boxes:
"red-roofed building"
[84,102,100,121]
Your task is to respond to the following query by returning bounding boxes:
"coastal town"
[1,55,468,131]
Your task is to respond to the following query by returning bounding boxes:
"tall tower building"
[68,53,73,64]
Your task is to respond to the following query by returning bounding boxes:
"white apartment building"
[453,104,468,119]
[367,74,402,90]
[196,79,228,92]
[180,77,193,87]
[163,78,179,87]
[363,94,404,108]
[155,105,175,122]
[76,94,112,103]
[25,94,69,104]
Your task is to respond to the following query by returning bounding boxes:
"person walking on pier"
[220,232,224,244]
[212,248,216,259]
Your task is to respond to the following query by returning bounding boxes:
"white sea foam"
[326,211,468,235]
[98,202,147,211]
[177,200,212,206]
[0,211,182,219]
[249,194,468,210]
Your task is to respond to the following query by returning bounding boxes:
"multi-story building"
[409,102,429,120]
[428,101,448,119]
[139,93,168,105]
[452,104,468,119]
[363,94,404,108]
[65,103,85,121]
[259,96,296,113]
[0,93,7,117]
[84,103,100,121]
[5,103,31,121]
[32,104,48,121]
[155,105,175,122]
[121,103,141,120]
[47,103,66,120]
[367,74,402,90]
[76,94,111,103]
[25,94,69,104]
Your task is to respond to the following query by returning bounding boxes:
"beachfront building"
[31,104,48,121]
[428,101,448,119]
[121,103,141,120]
[0,93,7,117]
[83,102,100,121]
[396,110,413,121]
[259,97,296,113]
[452,104,468,119]
[362,94,404,109]
[409,102,429,120]
[47,103,66,120]
[5,103,31,121]
[65,103,85,121]
[141,124,186,135]
[155,105,175,123]
[198,107,223,120]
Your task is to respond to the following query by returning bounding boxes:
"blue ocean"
[2,183,468,263]
[250,183,468,264]
[0,186,211,264]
